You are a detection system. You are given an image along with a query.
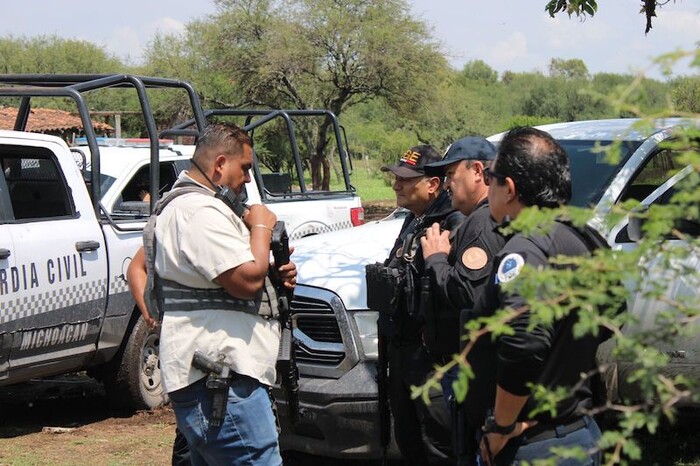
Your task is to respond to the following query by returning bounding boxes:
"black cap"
[425,137,496,175]
[381,145,442,178]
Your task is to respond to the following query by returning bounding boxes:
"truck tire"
[103,314,167,411]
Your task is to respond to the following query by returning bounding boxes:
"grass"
[346,157,394,201]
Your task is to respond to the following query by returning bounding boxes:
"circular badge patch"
[461,247,488,270]
[496,253,525,284]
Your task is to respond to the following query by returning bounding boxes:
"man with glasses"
[464,127,604,465]
[375,145,464,464]
[418,136,507,464]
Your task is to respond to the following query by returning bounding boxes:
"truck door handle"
[0,248,10,259]
[76,240,101,252]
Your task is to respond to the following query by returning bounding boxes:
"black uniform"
[379,190,464,465]
[422,200,506,359]
[463,220,604,465]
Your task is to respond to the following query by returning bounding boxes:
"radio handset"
[191,159,249,219]
[216,186,248,219]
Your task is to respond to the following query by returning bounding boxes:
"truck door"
[0,167,14,378]
[0,142,108,382]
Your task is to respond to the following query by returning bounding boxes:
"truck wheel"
[104,314,167,410]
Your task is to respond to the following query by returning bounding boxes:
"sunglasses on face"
[483,166,508,186]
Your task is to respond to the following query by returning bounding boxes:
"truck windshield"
[559,140,641,208]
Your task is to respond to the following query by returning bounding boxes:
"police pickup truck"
[81,137,364,240]
[0,74,363,411]
[278,118,700,459]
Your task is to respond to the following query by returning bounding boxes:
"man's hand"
[243,204,277,232]
[479,420,537,465]
[420,222,451,259]
[274,246,297,289]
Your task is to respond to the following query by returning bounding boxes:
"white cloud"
[106,27,143,63]
[486,31,530,70]
[653,9,700,43]
[149,17,187,36]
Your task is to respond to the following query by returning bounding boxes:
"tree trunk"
[310,119,333,190]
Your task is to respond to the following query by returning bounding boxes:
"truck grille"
[291,294,345,365]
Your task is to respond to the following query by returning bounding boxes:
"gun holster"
[191,351,233,427]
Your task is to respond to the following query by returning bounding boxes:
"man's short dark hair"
[193,123,253,162]
[495,126,571,207]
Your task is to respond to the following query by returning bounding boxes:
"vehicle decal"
[0,278,108,325]
[290,220,354,240]
[0,254,88,296]
[18,322,89,351]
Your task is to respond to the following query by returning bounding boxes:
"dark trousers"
[172,427,191,466]
[388,341,452,465]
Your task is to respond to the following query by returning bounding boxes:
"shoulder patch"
[462,247,488,270]
[496,253,525,284]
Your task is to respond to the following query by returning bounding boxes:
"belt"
[522,417,588,445]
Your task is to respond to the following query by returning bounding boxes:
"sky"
[1,0,698,80]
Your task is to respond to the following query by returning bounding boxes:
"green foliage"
[0,35,124,75]
[549,58,589,80]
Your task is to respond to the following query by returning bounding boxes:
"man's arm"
[215,204,279,300]
[126,247,157,329]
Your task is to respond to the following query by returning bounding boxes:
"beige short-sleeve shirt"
[155,173,280,393]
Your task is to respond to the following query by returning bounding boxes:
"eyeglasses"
[483,166,508,186]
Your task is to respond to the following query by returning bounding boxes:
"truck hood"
[291,216,403,311]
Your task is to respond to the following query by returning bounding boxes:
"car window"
[1,147,73,221]
[557,140,641,208]
[620,148,685,203]
[651,184,700,238]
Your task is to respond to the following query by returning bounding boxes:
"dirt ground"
[0,375,174,466]
[2,375,700,466]
[0,375,381,466]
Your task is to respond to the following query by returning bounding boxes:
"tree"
[144,0,447,190]
[544,0,680,34]
[549,58,589,80]
[458,60,498,85]
[671,76,700,113]
[0,35,124,76]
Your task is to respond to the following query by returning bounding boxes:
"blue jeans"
[479,416,602,466]
[169,376,282,466]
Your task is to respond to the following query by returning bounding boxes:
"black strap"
[521,417,588,445]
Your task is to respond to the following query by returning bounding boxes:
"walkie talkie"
[216,186,249,219]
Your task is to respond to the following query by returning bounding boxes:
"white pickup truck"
[0,73,364,410]
[78,137,364,240]
[277,118,700,459]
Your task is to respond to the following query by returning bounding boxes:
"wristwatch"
[483,414,516,435]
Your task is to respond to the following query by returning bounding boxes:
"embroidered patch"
[496,253,525,284]
[462,247,488,270]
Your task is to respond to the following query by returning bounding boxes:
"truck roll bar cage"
[0,74,355,216]
[0,74,206,216]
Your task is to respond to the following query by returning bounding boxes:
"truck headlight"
[352,311,379,360]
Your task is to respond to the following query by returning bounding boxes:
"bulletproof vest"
[142,181,279,321]
[372,191,464,340]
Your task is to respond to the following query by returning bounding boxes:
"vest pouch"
[365,262,404,316]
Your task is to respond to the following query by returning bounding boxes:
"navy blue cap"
[425,137,496,175]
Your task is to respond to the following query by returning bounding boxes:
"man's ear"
[426,176,442,194]
[505,177,518,203]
